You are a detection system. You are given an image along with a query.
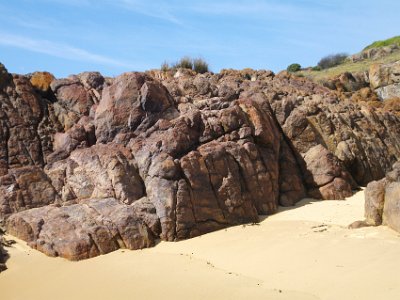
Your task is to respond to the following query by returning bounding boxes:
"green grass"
[299,50,400,83]
[363,36,400,51]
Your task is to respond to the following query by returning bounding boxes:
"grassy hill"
[364,36,400,50]
[299,51,400,83]
[299,36,400,83]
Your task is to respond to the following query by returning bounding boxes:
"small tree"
[287,63,301,73]
[317,53,348,69]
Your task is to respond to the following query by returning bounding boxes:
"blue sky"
[0,0,399,78]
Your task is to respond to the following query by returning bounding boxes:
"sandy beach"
[1,190,400,300]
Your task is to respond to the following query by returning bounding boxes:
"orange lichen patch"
[30,71,55,93]
[383,97,400,114]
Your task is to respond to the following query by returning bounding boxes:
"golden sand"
[1,190,400,300]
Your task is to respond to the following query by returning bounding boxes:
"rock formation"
[364,162,400,232]
[350,44,399,62]
[369,61,400,100]
[1,61,400,261]
[0,232,6,272]
[320,59,400,101]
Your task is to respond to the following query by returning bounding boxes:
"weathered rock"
[51,76,96,130]
[0,230,7,272]
[321,72,369,92]
[2,62,400,260]
[363,161,400,231]
[95,72,171,143]
[0,166,59,221]
[278,138,307,206]
[303,145,354,199]
[365,179,387,225]
[350,44,399,62]
[45,144,144,204]
[0,63,12,90]
[274,79,400,185]
[50,116,96,159]
[6,197,160,260]
[383,182,400,232]
[129,98,285,241]
[369,61,400,99]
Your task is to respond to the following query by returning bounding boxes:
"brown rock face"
[365,179,387,225]
[303,145,355,200]
[369,62,400,100]
[0,229,7,272]
[0,166,58,218]
[45,144,144,204]
[2,62,400,260]
[6,197,160,260]
[94,72,175,143]
[0,247,6,271]
[382,182,400,231]
[129,99,283,241]
[364,162,400,231]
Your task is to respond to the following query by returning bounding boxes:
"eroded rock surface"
[2,62,400,260]
[0,231,7,272]
[7,197,159,260]
[364,162,400,231]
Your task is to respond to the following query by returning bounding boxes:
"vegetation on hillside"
[299,49,400,82]
[317,53,348,70]
[161,56,209,74]
[363,36,400,50]
[287,63,301,73]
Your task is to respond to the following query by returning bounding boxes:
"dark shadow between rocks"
[0,229,15,272]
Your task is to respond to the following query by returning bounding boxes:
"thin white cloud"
[33,0,182,25]
[115,0,182,25]
[188,0,296,16]
[0,32,136,68]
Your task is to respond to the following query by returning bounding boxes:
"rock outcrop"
[320,59,400,101]
[7,197,159,260]
[1,61,400,260]
[350,44,399,62]
[303,144,355,200]
[364,162,400,232]
[0,231,6,272]
[369,61,400,100]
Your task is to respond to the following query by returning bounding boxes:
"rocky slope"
[1,62,400,261]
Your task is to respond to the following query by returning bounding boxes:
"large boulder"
[6,197,160,260]
[129,98,286,241]
[364,179,387,225]
[383,182,400,232]
[303,144,355,199]
[0,230,7,272]
[364,162,400,231]
[369,61,400,99]
[94,73,175,143]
